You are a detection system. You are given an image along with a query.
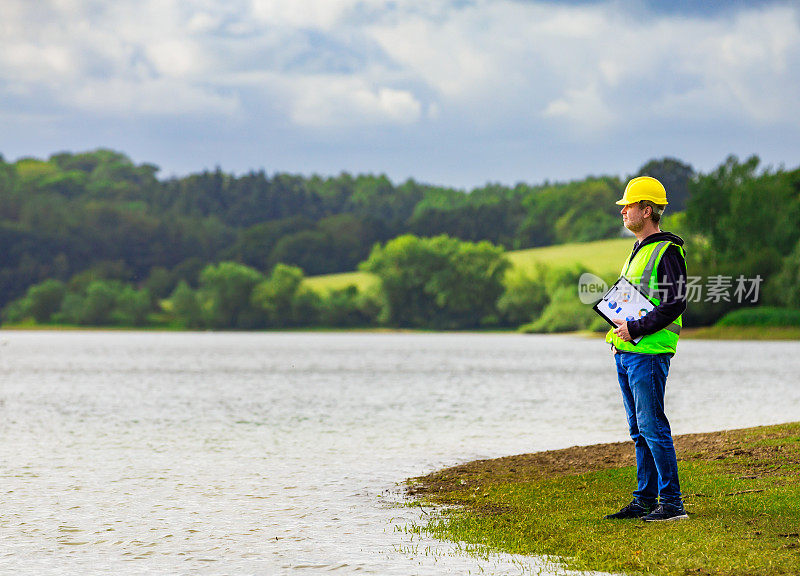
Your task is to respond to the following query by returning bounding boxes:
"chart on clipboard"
[592,276,654,345]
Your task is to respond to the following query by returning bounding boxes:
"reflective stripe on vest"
[606,239,684,354]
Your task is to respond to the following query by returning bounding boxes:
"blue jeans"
[614,351,682,507]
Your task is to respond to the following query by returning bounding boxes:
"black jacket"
[624,231,687,339]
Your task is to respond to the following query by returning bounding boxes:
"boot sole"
[643,513,689,522]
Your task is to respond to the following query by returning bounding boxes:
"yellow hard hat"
[616,176,668,205]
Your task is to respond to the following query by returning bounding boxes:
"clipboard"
[592,276,654,345]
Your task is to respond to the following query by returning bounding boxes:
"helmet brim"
[615,198,668,206]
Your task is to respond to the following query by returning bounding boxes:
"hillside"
[304,237,633,293]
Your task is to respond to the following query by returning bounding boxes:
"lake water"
[1,331,799,575]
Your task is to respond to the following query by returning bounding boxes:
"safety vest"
[605,240,685,355]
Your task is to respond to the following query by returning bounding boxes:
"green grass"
[407,422,800,576]
[717,307,800,328]
[303,270,378,293]
[505,237,631,278]
[683,326,800,340]
[304,237,633,293]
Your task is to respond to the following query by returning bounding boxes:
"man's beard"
[624,217,644,233]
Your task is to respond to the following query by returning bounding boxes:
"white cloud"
[284,76,422,127]
[678,7,800,125]
[145,39,206,78]
[0,0,238,116]
[71,78,240,116]
[187,12,221,34]
[0,0,798,147]
[543,83,617,132]
[4,43,77,83]
[250,0,350,30]
[365,1,800,131]
[364,9,497,100]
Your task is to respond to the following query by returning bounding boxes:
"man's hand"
[613,319,632,342]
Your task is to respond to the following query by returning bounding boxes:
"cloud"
[543,84,617,132]
[366,1,800,132]
[2,0,798,129]
[0,0,798,184]
[71,78,239,116]
[280,76,423,127]
[249,0,360,30]
[0,0,241,116]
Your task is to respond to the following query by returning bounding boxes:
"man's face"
[620,202,647,233]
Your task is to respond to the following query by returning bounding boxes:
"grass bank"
[407,422,800,575]
[682,326,800,340]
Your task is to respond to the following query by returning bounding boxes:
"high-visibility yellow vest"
[605,240,685,355]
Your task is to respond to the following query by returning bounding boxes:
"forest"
[1,149,797,331]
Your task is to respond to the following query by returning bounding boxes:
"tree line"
[2,149,797,331]
[0,150,693,309]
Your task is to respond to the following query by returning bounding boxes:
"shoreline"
[406,422,800,576]
[408,423,797,496]
[2,324,800,340]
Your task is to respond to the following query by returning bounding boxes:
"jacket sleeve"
[627,244,687,339]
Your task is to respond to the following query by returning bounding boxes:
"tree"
[315,213,379,271]
[685,155,760,260]
[523,285,602,333]
[250,263,307,326]
[169,281,204,329]
[636,158,694,212]
[318,285,369,327]
[552,181,620,244]
[145,267,178,303]
[112,285,152,326]
[2,279,68,324]
[81,281,119,325]
[268,230,333,275]
[24,279,67,323]
[228,217,314,272]
[54,293,85,325]
[496,266,549,326]
[361,234,510,329]
[198,262,265,329]
[347,174,422,238]
[682,157,800,325]
[765,239,800,309]
[516,178,622,247]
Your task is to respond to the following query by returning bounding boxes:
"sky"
[1,0,799,188]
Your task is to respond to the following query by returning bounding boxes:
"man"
[604,176,689,522]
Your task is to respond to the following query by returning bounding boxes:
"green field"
[303,237,633,293]
[303,270,379,293]
[505,237,631,278]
